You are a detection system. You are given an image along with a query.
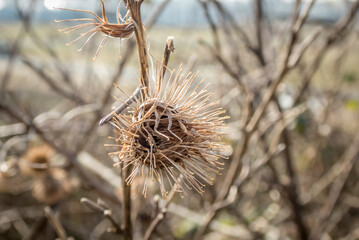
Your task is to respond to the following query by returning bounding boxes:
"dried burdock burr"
[106,67,229,198]
[55,0,135,60]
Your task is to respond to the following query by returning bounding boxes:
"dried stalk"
[119,2,149,239]
[160,37,175,83]
[125,0,149,95]
[121,158,132,240]
[99,36,174,126]
[81,198,123,234]
[143,176,181,240]
[44,206,71,240]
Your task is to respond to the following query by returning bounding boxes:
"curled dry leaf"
[55,0,135,60]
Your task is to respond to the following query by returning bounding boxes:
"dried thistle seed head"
[55,0,135,60]
[21,145,54,175]
[107,67,229,198]
[32,169,73,205]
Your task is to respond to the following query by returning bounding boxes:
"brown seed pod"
[55,0,135,60]
[106,67,229,198]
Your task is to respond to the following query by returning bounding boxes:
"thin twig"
[81,198,123,234]
[253,3,312,238]
[197,0,221,52]
[44,206,70,240]
[98,88,141,126]
[254,0,265,65]
[309,132,359,240]
[294,0,359,105]
[125,0,149,95]
[20,55,85,104]
[160,37,175,82]
[121,159,132,240]
[143,176,182,240]
[0,0,37,101]
[210,0,254,53]
[245,0,315,133]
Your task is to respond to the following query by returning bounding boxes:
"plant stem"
[125,0,149,97]
[120,2,149,239]
[122,164,132,240]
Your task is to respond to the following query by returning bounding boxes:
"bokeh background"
[1,0,359,239]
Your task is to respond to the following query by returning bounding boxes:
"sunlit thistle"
[106,67,229,198]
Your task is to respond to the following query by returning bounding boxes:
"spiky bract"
[55,0,135,60]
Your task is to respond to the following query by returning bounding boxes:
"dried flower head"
[21,145,55,175]
[106,67,229,198]
[55,0,135,60]
[32,169,73,205]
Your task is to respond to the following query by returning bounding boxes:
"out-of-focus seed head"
[21,145,54,175]
[106,67,229,198]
